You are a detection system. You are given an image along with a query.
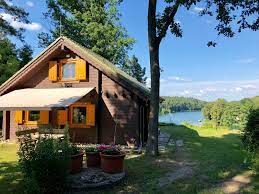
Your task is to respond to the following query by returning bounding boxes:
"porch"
[0,87,98,143]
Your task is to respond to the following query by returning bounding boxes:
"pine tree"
[18,44,33,68]
[123,55,147,84]
[0,38,20,84]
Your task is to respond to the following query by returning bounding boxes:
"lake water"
[159,111,204,125]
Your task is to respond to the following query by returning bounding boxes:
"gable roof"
[0,36,150,99]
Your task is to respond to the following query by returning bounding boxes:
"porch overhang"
[0,87,95,110]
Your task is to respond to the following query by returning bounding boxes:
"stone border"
[67,167,126,191]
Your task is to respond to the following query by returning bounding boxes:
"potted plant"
[100,146,126,174]
[85,146,101,167]
[69,145,84,173]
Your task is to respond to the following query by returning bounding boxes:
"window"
[72,107,87,124]
[28,111,40,121]
[48,58,87,82]
[69,103,95,128]
[62,63,75,80]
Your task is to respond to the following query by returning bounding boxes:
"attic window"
[62,63,75,80]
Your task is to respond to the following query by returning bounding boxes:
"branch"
[156,1,180,44]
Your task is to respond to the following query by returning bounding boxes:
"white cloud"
[235,87,243,92]
[160,79,259,101]
[236,58,256,64]
[193,7,205,13]
[167,76,192,82]
[0,13,41,31]
[26,1,34,7]
[241,84,257,89]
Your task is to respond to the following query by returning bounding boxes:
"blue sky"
[2,0,259,101]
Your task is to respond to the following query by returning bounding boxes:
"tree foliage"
[39,0,135,67]
[242,109,259,153]
[0,0,29,40]
[0,38,33,85]
[122,55,147,84]
[0,38,20,84]
[18,44,33,68]
[202,96,259,129]
[160,96,206,114]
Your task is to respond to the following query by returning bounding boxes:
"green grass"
[0,143,22,194]
[0,125,258,193]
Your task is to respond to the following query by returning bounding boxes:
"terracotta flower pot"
[100,152,126,173]
[69,152,84,174]
[86,152,101,167]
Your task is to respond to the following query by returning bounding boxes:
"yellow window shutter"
[48,61,58,81]
[86,104,95,126]
[39,111,49,124]
[15,111,23,124]
[57,110,68,125]
[76,58,86,80]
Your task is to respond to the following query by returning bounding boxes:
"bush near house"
[17,126,77,193]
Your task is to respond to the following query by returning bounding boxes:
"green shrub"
[18,136,71,193]
[241,109,259,153]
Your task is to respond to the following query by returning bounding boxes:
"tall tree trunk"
[146,0,160,156]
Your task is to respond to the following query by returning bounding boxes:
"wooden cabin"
[0,36,150,145]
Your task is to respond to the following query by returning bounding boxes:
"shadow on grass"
[1,125,257,194]
[160,124,254,193]
[83,154,167,194]
[0,161,23,194]
[78,124,255,194]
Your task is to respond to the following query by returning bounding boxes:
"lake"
[159,111,204,125]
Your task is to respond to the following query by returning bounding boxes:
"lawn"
[0,125,258,193]
[0,143,22,194]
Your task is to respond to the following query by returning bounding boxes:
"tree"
[0,1,32,84]
[0,0,29,40]
[160,96,206,114]
[39,0,134,67]
[210,99,226,127]
[123,55,147,84]
[0,38,20,85]
[242,109,259,153]
[146,0,259,155]
[221,102,250,130]
[18,44,33,68]
[202,102,213,120]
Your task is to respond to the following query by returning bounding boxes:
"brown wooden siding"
[3,50,143,144]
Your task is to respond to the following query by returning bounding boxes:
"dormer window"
[62,62,76,80]
[48,57,87,82]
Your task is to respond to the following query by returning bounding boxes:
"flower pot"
[100,152,126,173]
[86,152,100,167]
[69,152,84,174]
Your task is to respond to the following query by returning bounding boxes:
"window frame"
[69,103,90,128]
[25,111,40,126]
[59,58,77,82]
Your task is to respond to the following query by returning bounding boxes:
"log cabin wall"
[3,50,143,144]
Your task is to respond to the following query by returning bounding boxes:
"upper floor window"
[48,57,87,82]
[62,62,76,80]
